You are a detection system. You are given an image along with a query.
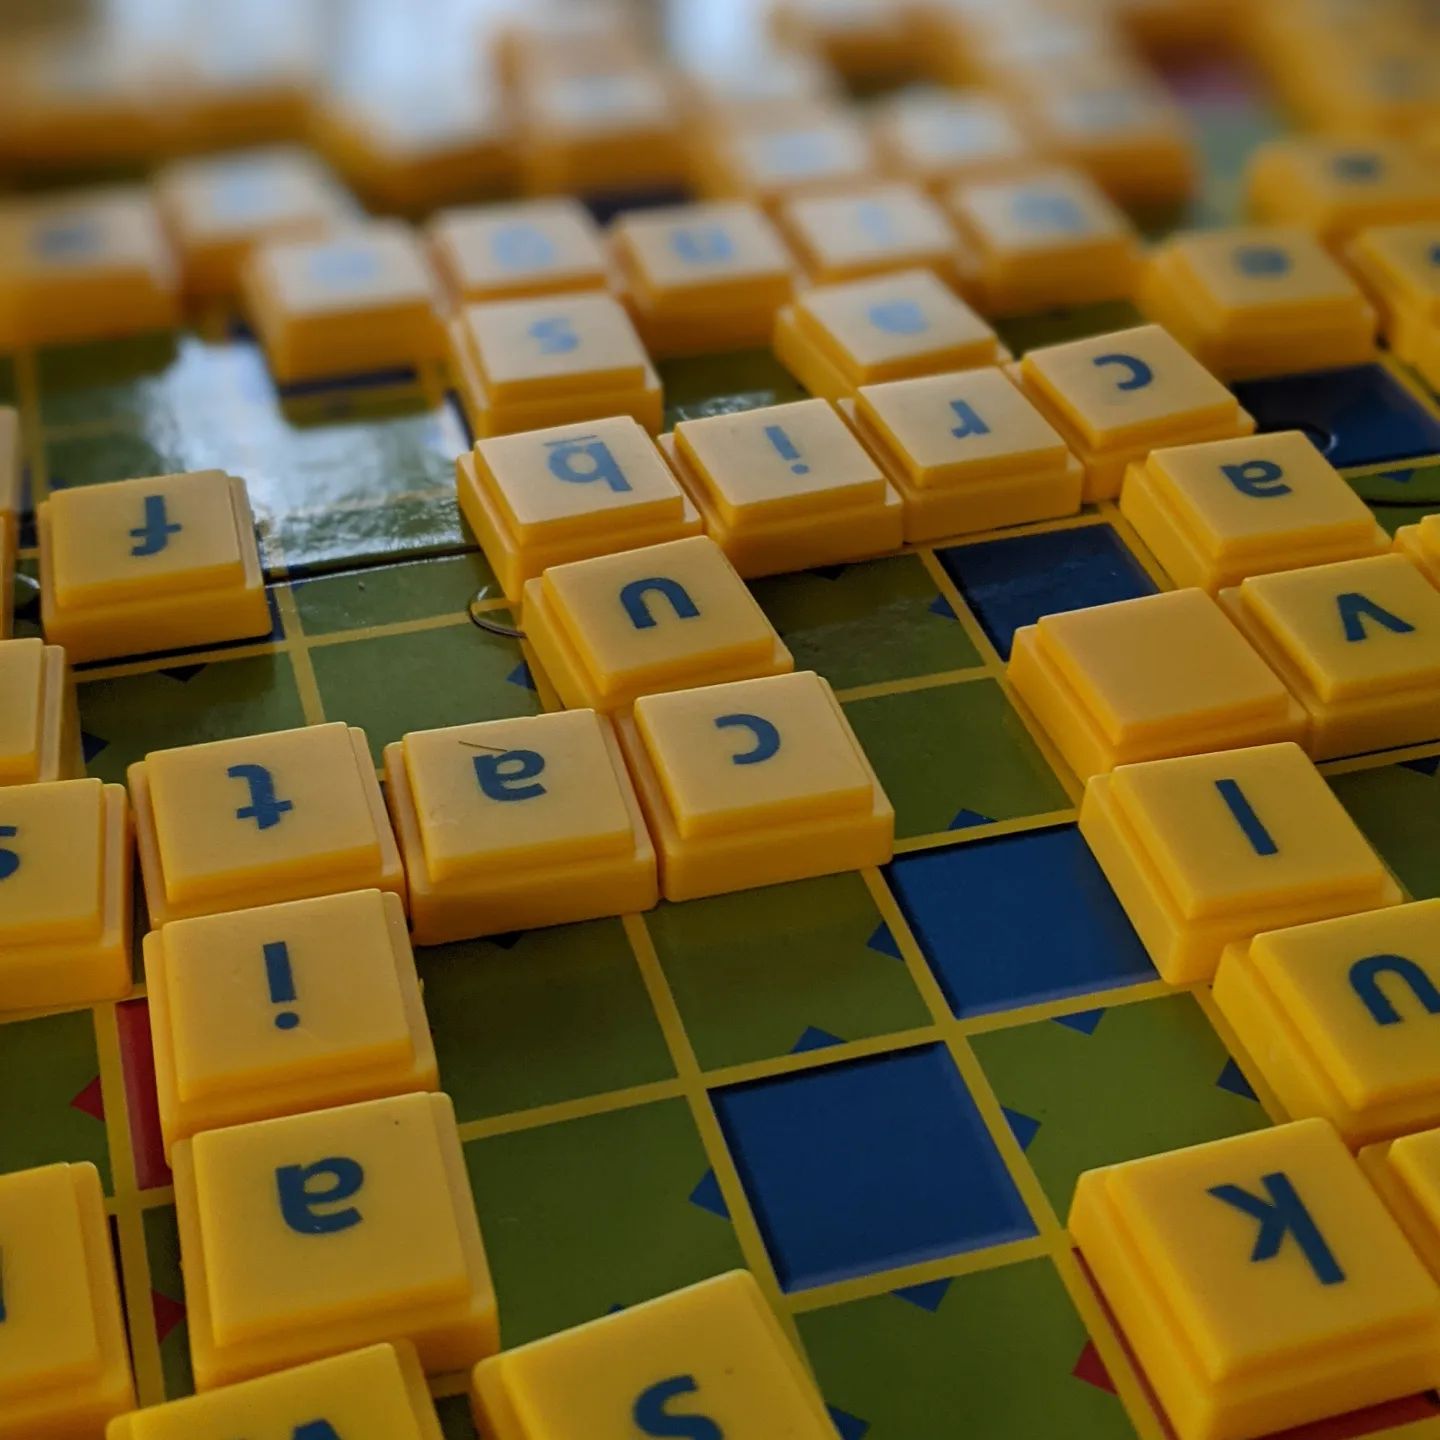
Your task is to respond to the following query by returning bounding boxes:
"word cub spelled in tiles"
[1071,1120,1440,1440]
[520,536,792,713]
[128,721,403,926]
[471,1271,835,1440]
[172,1092,497,1387]
[1079,742,1401,983]
[615,670,893,901]
[383,710,657,944]
[0,1163,134,1440]
[145,890,436,1155]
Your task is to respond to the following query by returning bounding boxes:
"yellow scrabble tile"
[38,469,270,665]
[777,183,968,288]
[0,778,131,1012]
[241,221,444,383]
[1361,1126,1440,1285]
[1220,553,1440,761]
[155,148,355,298]
[383,710,656,943]
[1010,76,1197,210]
[0,1163,134,1440]
[128,721,404,927]
[872,88,1041,193]
[0,187,179,350]
[844,366,1083,542]
[173,1092,497,1388]
[0,514,14,642]
[0,638,81,786]
[770,0,916,79]
[616,671,892,901]
[1009,588,1305,783]
[1012,323,1256,502]
[519,65,685,196]
[0,405,15,639]
[494,2,647,87]
[427,199,609,305]
[944,167,1143,316]
[1138,226,1378,379]
[458,416,701,600]
[611,200,797,355]
[1344,221,1440,391]
[1080,742,1401,983]
[682,48,839,129]
[1071,1119,1440,1440]
[1215,901,1440,1146]
[661,398,903,576]
[695,113,880,211]
[145,890,436,1156]
[107,1342,442,1440]
[1396,513,1440,591]
[472,1270,833,1440]
[1119,431,1390,594]
[449,293,663,439]
[1247,138,1440,249]
[521,535,793,713]
[773,267,1002,400]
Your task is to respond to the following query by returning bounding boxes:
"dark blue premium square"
[1232,363,1440,470]
[887,826,1157,1019]
[713,1045,1035,1291]
[938,523,1156,659]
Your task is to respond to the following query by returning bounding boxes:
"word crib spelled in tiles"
[129,721,403,925]
[1072,1120,1440,1440]
[472,1271,835,1440]
[172,1092,496,1387]
[145,889,436,1152]
[38,469,271,663]
[0,1162,134,1440]
[106,1343,442,1440]
[384,709,657,944]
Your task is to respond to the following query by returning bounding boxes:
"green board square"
[465,1100,745,1347]
[420,919,673,1124]
[660,348,807,424]
[309,620,540,762]
[0,1009,110,1189]
[78,654,307,784]
[1331,762,1440,900]
[292,552,496,636]
[798,1257,1133,1440]
[437,1394,478,1439]
[993,301,1145,357]
[646,873,928,1070]
[143,1203,194,1400]
[970,994,1266,1216]
[751,555,981,692]
[843,679,1069,840]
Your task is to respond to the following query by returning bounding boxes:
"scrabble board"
[6,4,1440,1440]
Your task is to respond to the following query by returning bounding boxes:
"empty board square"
[798,1257,1134,1440]
[417,919,673,1122]
[751,554,981,692]
[143,1204,192,1398]
[1330,760,1440,902]
[887,826,1156,1019]
[843,680,1068,839]
[646,872,929,1069]
[969,994,1266,1216]
[938,523,1156,660]
[1231,363,1440,470]
[464,1100,746,1347]
[714,1044,1034,1291]
[291,553,497,635]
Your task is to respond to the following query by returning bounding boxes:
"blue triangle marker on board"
[1054,1008,1105,1036]
[1402,755,1440,777]
[866,922,903,960]
[1003,1107,1041,1151]
[506,660,536,690]
[948,808,994,831]
[827,1406,871,1440]
[929,593,957,620]
[790,1025,843,1054]
[689,1170,730,1220]
[1217,1057,1258,1101]
[80,731,108,763]
[892,1277,952,1312]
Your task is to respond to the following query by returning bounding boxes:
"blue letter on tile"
[1208,1171,1344,1285]
[949,400,991,439]
[293,1424,343,1440]
[633,1376,723,1440]
[1338,593,1415,642]
[1214,778,1279,857]
[0,826,17,882]
[1221,460,1290,498]
[276,1158,364,1235]
[671,227,734,263]
[1092,353,1153,391]
[1234,246,1291,277]
[867,299,928,335]
[129,495,183,557]
[229,764,294,831]
[715,713,780,765]
[545,435,630,492]
[474,749,546,801]
[492,223,556,269]
[1350,953,1440,1026]
[620,578,700,630]
[530,316,579,354]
